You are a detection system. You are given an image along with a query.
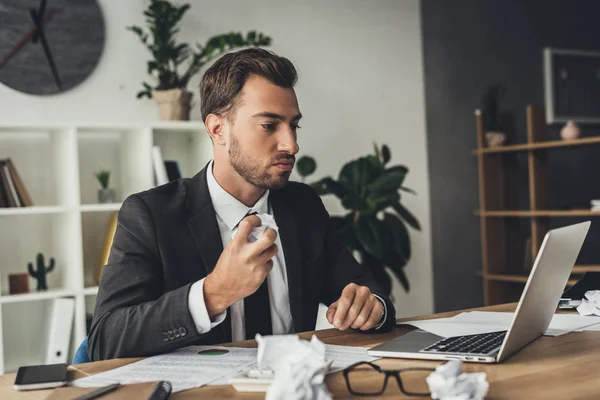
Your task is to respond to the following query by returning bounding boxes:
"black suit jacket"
[88,165,395,361]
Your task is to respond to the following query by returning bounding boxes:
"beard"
[229,131,294,190]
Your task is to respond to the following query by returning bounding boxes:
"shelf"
[472,135,600,154]
[0,121,205,131]
[572,265,600,273]
[474,210,600,217]
[0,206,72,216]
[79,203,122,212]
[0,288,77,304]
[483,273,579,286]
[83,286,99,296]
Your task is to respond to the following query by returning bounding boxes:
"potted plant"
[128,0,272,120]
[482,83,507,147]
[296,144,421,295]
[95,170,115,203]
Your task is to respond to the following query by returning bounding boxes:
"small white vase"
[560,120,580,140]
[485,131,506,147]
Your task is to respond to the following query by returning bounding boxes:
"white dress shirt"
[187,161,387,341]
[188,161,293,341]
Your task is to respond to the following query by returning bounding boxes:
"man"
[88,48,395,361]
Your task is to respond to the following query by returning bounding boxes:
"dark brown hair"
[199,48,298,121]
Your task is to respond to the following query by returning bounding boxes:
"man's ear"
[205,114,226,145]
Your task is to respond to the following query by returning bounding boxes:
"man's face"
[226,75,301,190]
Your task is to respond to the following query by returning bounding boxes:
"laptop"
[368,221,591,363]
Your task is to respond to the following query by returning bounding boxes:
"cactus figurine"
[27,253,55,291]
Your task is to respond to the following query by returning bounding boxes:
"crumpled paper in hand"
[426,360,488,400]
[577,290,600,316]
[232,213,278,242]
[256,334,332,400]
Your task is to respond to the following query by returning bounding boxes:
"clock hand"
[32,0,48,44]
[0,10,55,71]
[29,8,62,91]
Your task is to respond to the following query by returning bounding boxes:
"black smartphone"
[13,363,68,391]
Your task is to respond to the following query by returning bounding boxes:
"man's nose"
[278,129,299,155]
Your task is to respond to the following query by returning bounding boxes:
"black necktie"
[241,211,273,339]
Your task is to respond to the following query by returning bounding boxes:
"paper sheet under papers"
[210,343,380,385]
[400,311,600,338]
[71,346,256,393]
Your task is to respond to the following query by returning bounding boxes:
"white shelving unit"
[0,122,210,373]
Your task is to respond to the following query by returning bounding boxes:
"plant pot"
[152,89,193,121]
[560,120,580,140]
[98,188,116,204]
[485,131,506,147]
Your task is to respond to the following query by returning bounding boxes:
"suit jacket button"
[162,332,169,342]
[174,330,181,338]
[179,327,187,337]
[168,330,175,340]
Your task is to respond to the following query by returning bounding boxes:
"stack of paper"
[399,311,600,338]
[71,343,379,393]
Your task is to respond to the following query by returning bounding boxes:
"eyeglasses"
[342,361,434,397]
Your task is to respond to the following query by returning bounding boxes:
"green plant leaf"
[391,267,410,292]
[373,142,381,163]
[392,202,421,231]
[366,192,400,214]
[383,212,411,261]
[355,216,384,258]
[362,251,392,295]
[341,192,368,211]
[310,177,349,198]
[366,166,407,194]
[381,144,391,164]
[399,186,417,195]
[296,156,316,178]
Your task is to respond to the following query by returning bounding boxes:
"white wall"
[0,0,433,320]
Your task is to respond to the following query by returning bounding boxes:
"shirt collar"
[206,160,270,231]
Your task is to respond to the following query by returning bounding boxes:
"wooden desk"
[2,303,599,399]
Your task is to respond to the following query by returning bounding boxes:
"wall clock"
[0,0,105,95]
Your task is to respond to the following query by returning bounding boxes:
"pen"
[73,383,120,400]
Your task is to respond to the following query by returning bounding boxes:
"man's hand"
[204,215,278,318]
[326,283,384,331]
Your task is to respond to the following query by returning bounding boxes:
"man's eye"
[291,124,301,131]
[261,124,276,132]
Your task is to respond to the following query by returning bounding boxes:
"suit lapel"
[270,190,304,333]
[186,165,232,341]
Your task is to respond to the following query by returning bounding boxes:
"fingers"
[332,284,376,331]
[234,215,262,243]
[351,295,375,329]
[252,227,278,253]
[333,284,369,330]
[326,301,338,325]
[359,300,384,331]
[256,243,278,265]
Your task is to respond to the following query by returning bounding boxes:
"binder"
[151,146,169,186]
[45,297,75,365]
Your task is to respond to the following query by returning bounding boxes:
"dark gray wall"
[422,0,600,312]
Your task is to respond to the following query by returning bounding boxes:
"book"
[0,161,17,207]
[3,163,21,207]
[5,158,33,206]
[164,160,182,181]
[0,167,6,207]
[151,146,169,186]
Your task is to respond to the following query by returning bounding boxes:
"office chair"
[73,337,90,364]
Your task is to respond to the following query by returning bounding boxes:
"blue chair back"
[73,337,90,364]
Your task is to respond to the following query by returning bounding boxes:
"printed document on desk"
[71,343,379,391]
[71,346,256,393]
[399,311,600,338]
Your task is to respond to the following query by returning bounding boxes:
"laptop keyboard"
[422,331,507,355]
